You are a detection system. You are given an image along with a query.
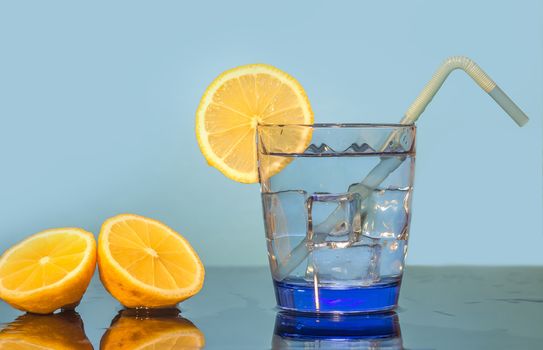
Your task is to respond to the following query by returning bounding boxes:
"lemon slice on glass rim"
[196,64,314,183]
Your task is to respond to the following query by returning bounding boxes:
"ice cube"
[306,238,381,285]
[262,190,309,274]
[262,190,308,238]
[379,239,407,277]
[307,192,362,249]
[362,188,411,240]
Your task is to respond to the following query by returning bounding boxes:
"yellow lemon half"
[97,214,205,308]
[0,228,96,314]
[196,64,314,183]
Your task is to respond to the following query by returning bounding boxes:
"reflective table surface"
[1,266,542,349]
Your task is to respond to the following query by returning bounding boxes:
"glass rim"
[257,122,416,157]
[257,122,416,129]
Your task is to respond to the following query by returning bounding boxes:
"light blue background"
[1,0,541,266]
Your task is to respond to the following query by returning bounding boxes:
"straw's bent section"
[403,56,527,126]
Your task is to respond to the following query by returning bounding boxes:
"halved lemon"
[100,309,205,350]
[97,214,205,308]
[0,228,96,314]
[196,64,314,183]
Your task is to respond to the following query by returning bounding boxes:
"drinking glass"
[258,123,416,313]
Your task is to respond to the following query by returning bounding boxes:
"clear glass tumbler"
[257,123,416,313]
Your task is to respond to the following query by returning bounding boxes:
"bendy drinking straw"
[274,56,529,281]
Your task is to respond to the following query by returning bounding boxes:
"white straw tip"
[488,86,529,127]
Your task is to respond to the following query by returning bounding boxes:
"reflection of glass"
[272,311,403,349]
[0,311,93,349]
[101,308,205,349]
[258,124,415,313]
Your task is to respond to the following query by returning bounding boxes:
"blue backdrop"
[0,0,541,266]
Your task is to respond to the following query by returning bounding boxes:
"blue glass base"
[273,279,401,314]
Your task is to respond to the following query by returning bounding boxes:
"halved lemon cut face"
[0,228,96,314]
[98,214,205,308]
[196,64,314,183]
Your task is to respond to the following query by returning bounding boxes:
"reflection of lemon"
[98,214,205,308]
[100,309,205,349]
[0,228,96,314]
[0,311,93,350]
[196,64,314,183]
